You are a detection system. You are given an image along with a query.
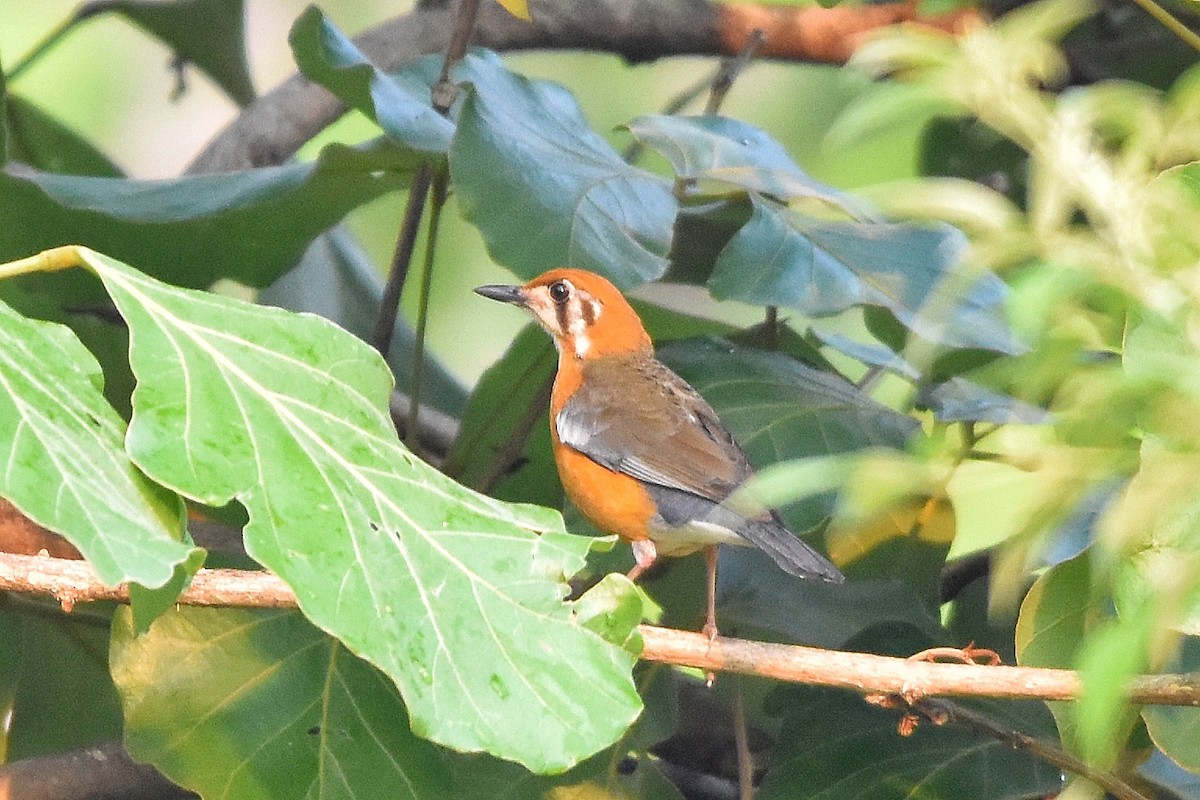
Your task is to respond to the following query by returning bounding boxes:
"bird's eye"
[548,281,570,304]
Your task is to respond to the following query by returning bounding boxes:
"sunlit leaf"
[494,0,530,21]
[260,227,468,417]
[74,249,640,771]
[0,300,194,589]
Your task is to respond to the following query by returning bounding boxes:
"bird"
[475,268,844,642]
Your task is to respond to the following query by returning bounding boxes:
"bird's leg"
[703,544,719,687]
[702,545,719,642]
[626,538,658,582]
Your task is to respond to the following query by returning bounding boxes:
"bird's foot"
[907,642,1001,666]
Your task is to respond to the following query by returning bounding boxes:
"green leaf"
[627,114,864,215]
[916,377,1051,424]
[0,299,194,590]
[77,249,640,771]
[760,688,1063,800]
[658,337,918,533]
[1142,638,1200,774]
[715,546,942,648]
[441,323,559,505]
[97,0,255,105]
[2,605,123,760]
[1015,553,1097,747]
[260,227,468,417]
[111,606,471,800]
[1075,599,1155,767]
[3,96,122,176]
[0,139,413,290]
[710,195,1022,354]
[450,60,677,288]
[810,327,921,381]
[289,9,454,153]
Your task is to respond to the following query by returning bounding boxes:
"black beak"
[474,284,526,306]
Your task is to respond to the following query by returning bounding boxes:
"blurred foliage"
[2,0,1200,798]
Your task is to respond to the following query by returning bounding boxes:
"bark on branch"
[188,0,981,174]
[3,550,1199,706]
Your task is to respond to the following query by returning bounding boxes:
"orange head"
[475,269,652,360]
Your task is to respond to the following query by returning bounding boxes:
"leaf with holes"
[72,248,639,772]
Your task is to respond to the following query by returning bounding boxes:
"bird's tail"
[736,515,844,583]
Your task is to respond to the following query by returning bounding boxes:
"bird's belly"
[555,446,658,540]
[647,519,747,556]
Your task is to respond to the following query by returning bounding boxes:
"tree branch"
[187,0,981,174]
[3,550,1200,706]
[0,741,197,800]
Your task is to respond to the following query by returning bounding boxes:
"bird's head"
[475,269,651,359]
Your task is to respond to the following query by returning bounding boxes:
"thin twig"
[916,698,1149,800]
[371,163,435,357]
[622,25,765,163]
[704,28,766,114]
[731,678,755,800]
[4,551,1200,706]
[405,166,450,456]
[1127,0,1200,52]
[371,0,483,360]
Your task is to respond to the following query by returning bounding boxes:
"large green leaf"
[0,139,413,291]
[97,0,255,105]
[75,249,639,771]
[259,227,468,417]
[710,195,1022,354]
[112,607,472,800]
[658,337,918,533]
[289,8,453,153]
[759,688,1063,800]
[450,59,677,288]
[0,300,193,589]
[114,606,680,800]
